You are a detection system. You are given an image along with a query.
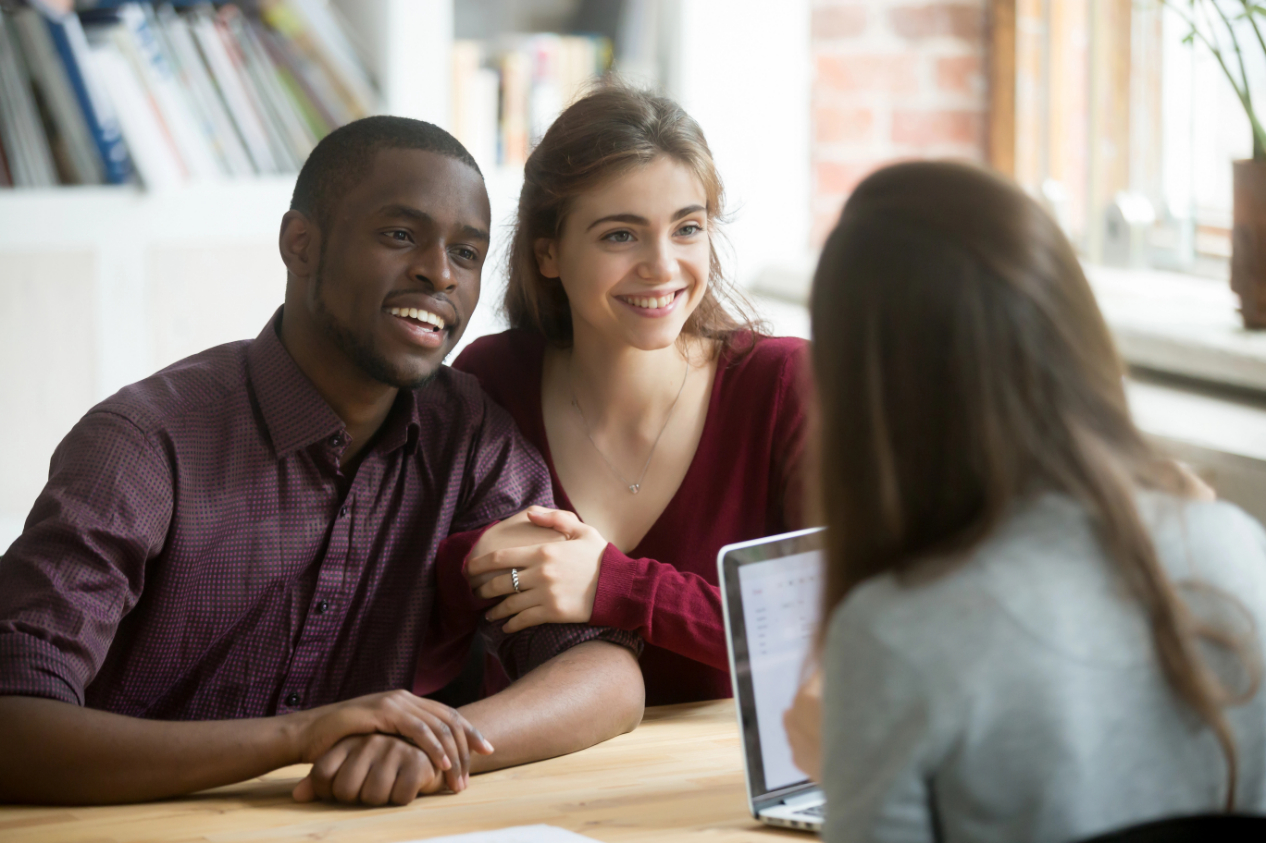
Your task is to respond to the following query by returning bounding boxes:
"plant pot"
[1232,159,1266,329]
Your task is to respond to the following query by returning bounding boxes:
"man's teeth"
[623,293,676,309]
[388,307,445,330]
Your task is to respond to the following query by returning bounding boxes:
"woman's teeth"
[388,307,445,330]
[622,293,677,309]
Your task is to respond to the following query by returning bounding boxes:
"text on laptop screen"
[736,549,823,792]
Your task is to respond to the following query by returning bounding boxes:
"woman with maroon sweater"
[454,86,808,706]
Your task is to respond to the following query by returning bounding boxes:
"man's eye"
[603,230,634,243]
[388,230,411,242]
[453,246,478,261]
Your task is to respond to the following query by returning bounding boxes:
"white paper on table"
[402,825,600,843]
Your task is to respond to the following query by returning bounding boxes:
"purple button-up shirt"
[0,312,636,720]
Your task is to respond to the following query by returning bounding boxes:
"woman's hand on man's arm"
[465,507,610,633]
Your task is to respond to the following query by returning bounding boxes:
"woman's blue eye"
[677,223,702,236]
[604,230,634,243]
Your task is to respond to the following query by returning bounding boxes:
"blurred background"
[0,0,1263,554]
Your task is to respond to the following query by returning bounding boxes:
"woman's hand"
[784,669,823,782]
[465,507,608,633]
[466,508,570,590]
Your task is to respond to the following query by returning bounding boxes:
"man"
[0,117,644,806]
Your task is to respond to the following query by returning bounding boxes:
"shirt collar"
[246,308,421,458]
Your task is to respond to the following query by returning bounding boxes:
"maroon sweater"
[454,330,809,705]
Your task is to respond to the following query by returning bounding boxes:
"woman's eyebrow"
[586,213,648,231]
[585,204,706,232]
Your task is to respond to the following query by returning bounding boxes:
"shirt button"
[329,433,344,448]
[285,692,301,707]
[339,505,350,518]
[315,600,329,615]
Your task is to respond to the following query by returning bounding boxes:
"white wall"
[667,0,814,286]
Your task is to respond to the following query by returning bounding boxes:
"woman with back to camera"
[790,161,1266,841]
[451,84,809,705]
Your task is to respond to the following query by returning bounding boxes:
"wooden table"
[0,700,806,843]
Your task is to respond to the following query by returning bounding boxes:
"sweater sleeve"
[822,606,938,843]
[771,340,811,531]
[589,542,729,671]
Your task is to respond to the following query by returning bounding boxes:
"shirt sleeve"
[822,606,940,843]
[448,390,642,681]
[589,544,728,670]
[0,411,172,704]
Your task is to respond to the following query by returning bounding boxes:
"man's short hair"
[290,115,482,230]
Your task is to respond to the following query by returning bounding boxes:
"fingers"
[485,590,536,622]
[307,735,356,802]
[292,776,316,802]
[414,707,465,793]
[524,507,582,537]
[447,707,471,793]
[410,697,493,768]
[476,567,538,601]
[306,735,444,806]
[501,605,551,634]
[301,689,493,782]
[467,544,549,579]
[330,737,379,804]
[392,709,452,774]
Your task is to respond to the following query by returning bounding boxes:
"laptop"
[718,527,827,833]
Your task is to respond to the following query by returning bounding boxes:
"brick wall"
[812,1,990,244]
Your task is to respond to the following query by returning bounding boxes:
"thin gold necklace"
[568,354,690,495]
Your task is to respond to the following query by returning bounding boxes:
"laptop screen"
[720,529,825,799]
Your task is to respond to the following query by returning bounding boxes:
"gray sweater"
[822,493,1266,843]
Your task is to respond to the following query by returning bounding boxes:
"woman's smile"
[613,288,687,318]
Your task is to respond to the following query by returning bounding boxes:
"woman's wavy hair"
[810,160,1260,811]
[504,82,764,349]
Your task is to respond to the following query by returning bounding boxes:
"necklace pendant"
[628,484,640,495]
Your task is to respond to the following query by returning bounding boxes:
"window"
[999,0,1257,277]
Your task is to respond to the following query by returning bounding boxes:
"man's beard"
[312,261,437,391]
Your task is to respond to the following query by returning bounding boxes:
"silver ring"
[511,568,521,593]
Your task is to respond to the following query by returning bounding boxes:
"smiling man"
[0,117,644,806]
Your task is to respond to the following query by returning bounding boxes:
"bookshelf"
[0,0,811,553]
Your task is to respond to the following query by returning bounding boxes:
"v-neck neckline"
[529,340,727,557]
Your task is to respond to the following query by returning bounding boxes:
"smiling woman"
[452,85,811,705]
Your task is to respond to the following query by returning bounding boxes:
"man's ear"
[279,210,319,281]
[534,238,560,279]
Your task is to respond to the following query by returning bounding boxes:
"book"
[0,10,59,187]
[0,136,11,186]
[11,7,103,184]
[116,3,224,180]
[43,9,134,184]
[221,4,313,167]
[0,1,378,190]
[87,25,186,189]
[188,5,280,174]
[452,34,610,170]
[152,3,254,177]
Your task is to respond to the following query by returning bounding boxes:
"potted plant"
[1164,0,1266,327]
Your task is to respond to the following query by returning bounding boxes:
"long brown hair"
[810,160,1259,809]
[504,82,763,348]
